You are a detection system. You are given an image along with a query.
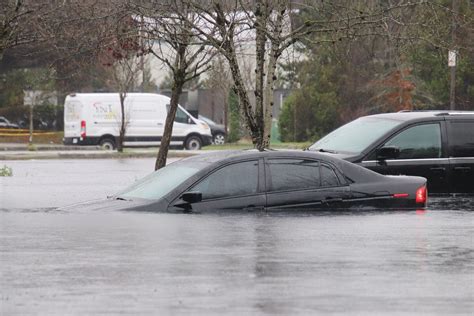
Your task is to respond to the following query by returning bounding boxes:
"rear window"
[310,117,402,154]
[267,159,321,192]
[448,121,474,157]
[64,100,82,121]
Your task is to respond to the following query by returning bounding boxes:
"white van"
[63,93,213,150]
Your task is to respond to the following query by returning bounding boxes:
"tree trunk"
[223,88,228,140]
[155,79,184,170]
[225,47,259,147]
[254,0,267,150]
[28,103,33,145]
[262,6,284,149]
[117,92,126,152]
[262,51,278,149]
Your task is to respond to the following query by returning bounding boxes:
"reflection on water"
[1,159,473,315]
[1,208,473,315]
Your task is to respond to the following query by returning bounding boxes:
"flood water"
[1,159,473,315]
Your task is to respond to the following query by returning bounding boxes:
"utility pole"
[449,0,459,110]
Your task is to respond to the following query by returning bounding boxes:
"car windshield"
[309,116,402,154]
[116,162,201,201]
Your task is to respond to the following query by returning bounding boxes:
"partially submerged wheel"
[185,135,202,150]
[213,133,225,145]
[99,138,116,150]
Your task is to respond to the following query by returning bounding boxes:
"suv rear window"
[448,121,474,157]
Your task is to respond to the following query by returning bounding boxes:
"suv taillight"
[416,185,427,204]
[80,120,86,138]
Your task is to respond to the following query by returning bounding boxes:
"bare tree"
[104,13,145,152]
[108,56,141,152]
[2,1,130,129]
[179,1,303,150]
[202,55,233,136]
[178,0,449,150]
[132,1,214,170]
[0,0,35,61]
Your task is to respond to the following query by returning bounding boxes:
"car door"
[446,118,474,193]
[361,122,449,194]
[184,159,266,212]
[265,158,351,211]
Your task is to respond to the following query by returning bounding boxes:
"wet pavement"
[1,159,473,315]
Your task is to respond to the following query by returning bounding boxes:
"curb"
[0,150,200,160]
[0,145,98,151]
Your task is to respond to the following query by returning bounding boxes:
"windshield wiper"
[114,196,130,201]
[318,148,338,154]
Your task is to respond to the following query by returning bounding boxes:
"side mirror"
[376,146,400,160]
[181,191,202,204]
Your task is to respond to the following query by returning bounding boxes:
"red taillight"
[416,185,427,204]
[80,120,86,138]
[393,193,409,198]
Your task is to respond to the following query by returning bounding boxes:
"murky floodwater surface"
[1,159,473,315]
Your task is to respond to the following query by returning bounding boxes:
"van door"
[64,99,83,140]
[126,99,166,145]
[169,105,195,144]
[361,122,450,194]
[446,119,474,193]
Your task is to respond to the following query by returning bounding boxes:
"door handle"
[430,167,446,172]
[244,205,264,212]
[323,197,343,204]
[157,123,163,126]
[454,166,471,171]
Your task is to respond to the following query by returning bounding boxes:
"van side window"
[166,105,192,124]
[384,123,442,159]
[175,107,191,124]
[448,121,474,157]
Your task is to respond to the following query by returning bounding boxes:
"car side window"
[448,121,474,157]
[192,160,258,200]
[384,123,442,159]
[321,164,339,187]
[267,159,320,192]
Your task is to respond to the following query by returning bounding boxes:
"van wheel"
[185,136,202,150]
[213,133,225,145]
[100,138,116,150]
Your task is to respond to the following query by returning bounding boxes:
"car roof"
[179,149,337,163]
[366,110,474,121]
[176,149,383,183]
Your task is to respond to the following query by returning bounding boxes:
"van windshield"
[115,162,201,201]
[309,116,402,154]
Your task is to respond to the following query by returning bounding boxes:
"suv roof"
[367,110,474,121]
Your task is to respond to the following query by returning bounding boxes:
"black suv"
[309,111,474,194]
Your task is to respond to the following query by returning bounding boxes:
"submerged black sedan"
[73,150,427,212]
